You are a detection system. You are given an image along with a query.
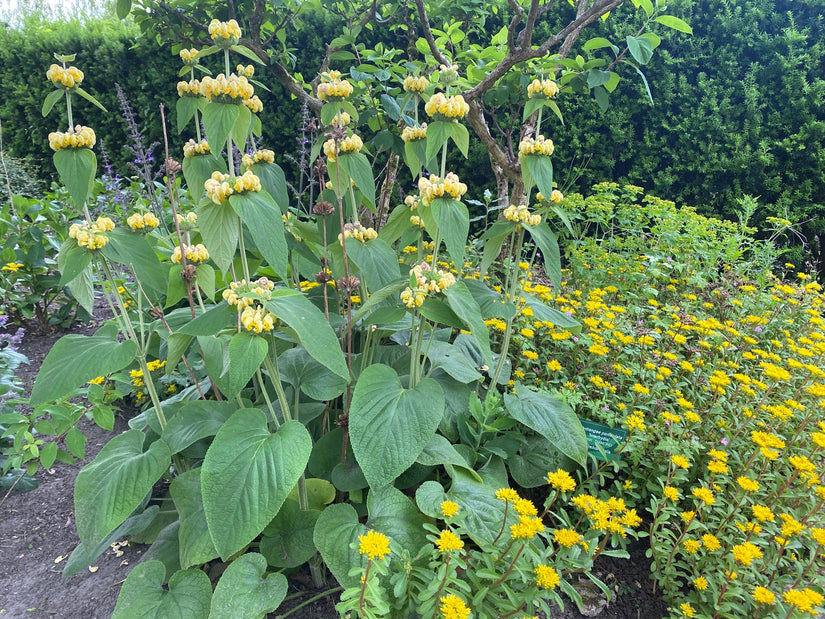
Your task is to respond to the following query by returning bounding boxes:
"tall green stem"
[65,91,73,130]
[490,228,525,387]
[263,354,291,422]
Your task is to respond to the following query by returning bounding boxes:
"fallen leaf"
[119,560,129,567]
[88,566,99,573]
[54,555,67,564]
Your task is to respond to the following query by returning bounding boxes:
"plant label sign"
[580,419,627,462]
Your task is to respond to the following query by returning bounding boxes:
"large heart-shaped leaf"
[176,97,200,134]
[222,332,268,399]
[503,384,587,465]
[30,333,137,406]
[57,238,91,286]
[203,101,240,152]
[197,199,239,273]
[345,237,403,293]
[74,431,171,545]
[102,228,170,301]
[338,151,375,208]
[170,469,218,569]
[202,412,312,559]
[313,503,366,588]
[444,280,492,365]
[265,294,348,380]
[210,553,288,619]
[367,485,427,555]
[229,191,288,278]
[259,499,320,568]
[430,197,469,270]
[523,221,561,290]
[521,154,554,202]
[349,364,445,488]
[162,400,237,454]
[53,148,96,208]
[252,162,289,213]
[277,347,346,402]
[448,459,513,544]
[182,153,226,201]
[111,561,211,619]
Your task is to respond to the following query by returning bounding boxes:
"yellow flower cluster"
[403,74,429,93]
[510,514,545,539]
[546,468,577,492]
[1,262,23,272]
[236,64,254,77]
[179,48,199,65]
[330,111,351,127]
[205,171,233,204]
[518,135,555,157]
[171,243,209,265]
[316,71,354,101]
[322,134,363,161]
[176,211,198,227]
[418,172,467,205]
[401,124,427,142]
[440,501,459,518]
[731,541,763,565]
[537,189,564,203]
[245,95,263,113]
[424,92,469,119]
[240,305,276,333]
[435,529,463,553]
[48,125,95,151]
[242,149,275,169]
[535,564,560,589]
[183,139,210,158]
[199,73,255,104]
[358,530,391,561]
[208,18,241,43]
[222,277,276,309]
[46,64,83,89]
[400,262,456,309]
[126,212,160,231]
[233,170,262,193]
[439,594,470,619]
[177,79,202,98]
[502,203,541,226]
[337,224,375,246]
[69,217,114,250]
[570,494,642,536]
[527,78,559,99]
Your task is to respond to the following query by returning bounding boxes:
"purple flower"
[754,326,762,332]
[720,437,729,446]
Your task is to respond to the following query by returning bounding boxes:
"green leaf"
[313,504,365,588]
[635,0,654,16]
[259,500,320,568]
[425,341,482,383]
[74,431,171,544]
[524,221,561,290]
[449,462,512,544]
[30,333,137,406]
[510,435,576,488]
[210,554,287,619]
[367,485,427,555]
[162,400,236,454]
[654,14,693,34]
[626,36,654,65]
[165,265,187,308]
[338,152,375,209]
[444,280,493,365]
[203,102,241,152]
[171,469,218,569]
[74,86,108,112]
[425,121,452,164]
[230,44,264,64]
[583,37,614,51]
[232,104,252,152]
[178,303,234,336]
[430,197,468,270]
[229,191,288,279]
[53,148,96,208]
[64,507,159,577]
[102,229,170,301]
[67,262,94,316]
[522,155,554,203]
[251,162,289,213]
[112,561,211,619]
[349,364,445,488]
[202,412,312,559]
[195,263,215,300]
[198,200,238,273]
[522,295,580,330]
[451,123,469,158]
[277,347,347,402]
[345,238,403,293]
[41,89,63,117]
[587,69,611,89]
[522,97,543,122]
[57,238,91,286]
[223,332,268,399]
[265,294,349,379]
[503,384,587,465]
[419,298,463,328]
[176,97,200,134]
[182,153,226,200]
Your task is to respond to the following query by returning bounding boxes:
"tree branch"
[518,0,540,49]
[506,0,525,55]
[462,0,625,101]
[412,0,451,66]
[465,100,521,185]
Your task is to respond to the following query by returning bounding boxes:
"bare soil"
[0,305,666,619]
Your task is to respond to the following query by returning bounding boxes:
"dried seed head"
[313,200,334,216]
[337,275,360,291]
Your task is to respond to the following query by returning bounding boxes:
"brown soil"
[0,304,667,619]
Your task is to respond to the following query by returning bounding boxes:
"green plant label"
[580,419,627,462]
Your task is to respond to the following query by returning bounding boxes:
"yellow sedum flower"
[435,529,463,553]
[358,530,391,561]
[439,594,470,619]
[753,586,775,604]
[440,501,459,518]
[535,564,560,589]
[546,468,576,492]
